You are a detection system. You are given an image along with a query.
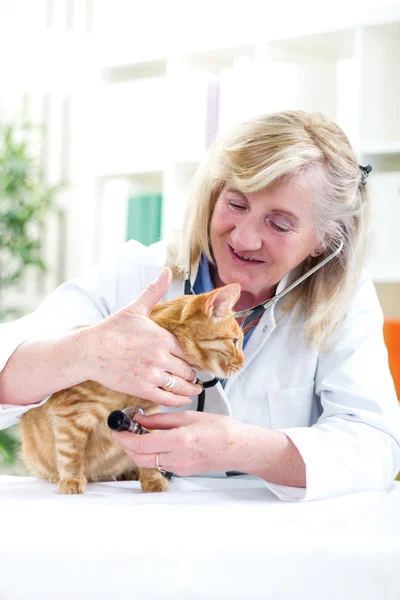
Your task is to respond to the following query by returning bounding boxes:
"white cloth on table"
[1,475,400,599]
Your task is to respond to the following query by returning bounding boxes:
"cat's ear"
[205,284,241,318]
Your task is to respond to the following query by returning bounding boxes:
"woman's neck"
[231,288,277,312]
[211,267,277,312]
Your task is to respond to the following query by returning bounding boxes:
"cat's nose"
[232,359,244,372]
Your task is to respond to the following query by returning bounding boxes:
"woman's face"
[209,170,324,306]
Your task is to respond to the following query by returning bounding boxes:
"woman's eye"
[228,201,246,211]
[269,220,291,233]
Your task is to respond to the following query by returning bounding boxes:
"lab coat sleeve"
[264,271,400,501]
[0,240,156,429]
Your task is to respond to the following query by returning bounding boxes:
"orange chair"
[383,320,400,401]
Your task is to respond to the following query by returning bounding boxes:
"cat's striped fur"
[20,284,244,494]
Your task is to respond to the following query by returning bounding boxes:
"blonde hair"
[175,110,372,351]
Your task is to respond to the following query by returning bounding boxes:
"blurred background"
[1,0,400,470]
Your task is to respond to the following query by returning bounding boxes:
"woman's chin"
[219,271,255,292]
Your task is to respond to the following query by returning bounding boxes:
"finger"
[112,430,174,454]
[167,357,199,385]
[151,388,194,407]
[128,267,172,317]
[157,371,202,398]
[137,383,193,407]
[135,410,199,430]
[117,449,171,471]
[166,335,192,363]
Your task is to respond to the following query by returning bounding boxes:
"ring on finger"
[156,453,164,472]
[162,372,176,391]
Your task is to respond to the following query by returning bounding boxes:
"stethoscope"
[185,240,344,412]
[108,241,344,482]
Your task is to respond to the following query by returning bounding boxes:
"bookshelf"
[90,11,400,292]
[2,0,400,312]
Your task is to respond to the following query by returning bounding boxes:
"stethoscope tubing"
[184,240,344,321]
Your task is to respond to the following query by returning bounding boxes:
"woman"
[1,110,399,501]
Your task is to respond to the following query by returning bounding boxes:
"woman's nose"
[230,216,263,251]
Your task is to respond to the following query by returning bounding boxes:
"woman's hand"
[82,268,202,407]
[111,410,247,476]
[112,410,307,487]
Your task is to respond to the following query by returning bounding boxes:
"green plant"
[0,429,19,464]
[0,117,63,465]
[0,119,62,321]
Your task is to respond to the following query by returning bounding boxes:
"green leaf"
[0,430,19,464]
[0,116,67,322]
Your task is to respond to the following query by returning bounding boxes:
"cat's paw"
[140,470,170,493]
[57,477,87,495]
[48,473,60,484]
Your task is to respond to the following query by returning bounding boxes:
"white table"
[1,475,400,599]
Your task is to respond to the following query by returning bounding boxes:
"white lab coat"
[1,239,400,501]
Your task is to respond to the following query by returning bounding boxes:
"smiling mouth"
[229,245,264,264]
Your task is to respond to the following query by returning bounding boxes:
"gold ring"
[163,372,175,390]
[156,453,163,472]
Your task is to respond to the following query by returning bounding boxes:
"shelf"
[97,171,163,187]
[360,24,400,148]
[174,160,202,168]
[361,143,400,156]
[264,29,355,62]
[366,171,400,283]
[100,59,167,84]
[96,166,165,179]
[6,3,400,294]
[95,164,166,180]
[360,145,400,172]
[91,3,400,70]
[180,45,255,75]
[364,20,400,37]
[372,277,400,284]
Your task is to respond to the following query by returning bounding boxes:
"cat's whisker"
[226,365,235,380]
[229,366,247,388]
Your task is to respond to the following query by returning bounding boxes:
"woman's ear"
[310,237,327,258]
[310,247,323,257]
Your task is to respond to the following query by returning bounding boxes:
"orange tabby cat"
[20,284,244,495]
